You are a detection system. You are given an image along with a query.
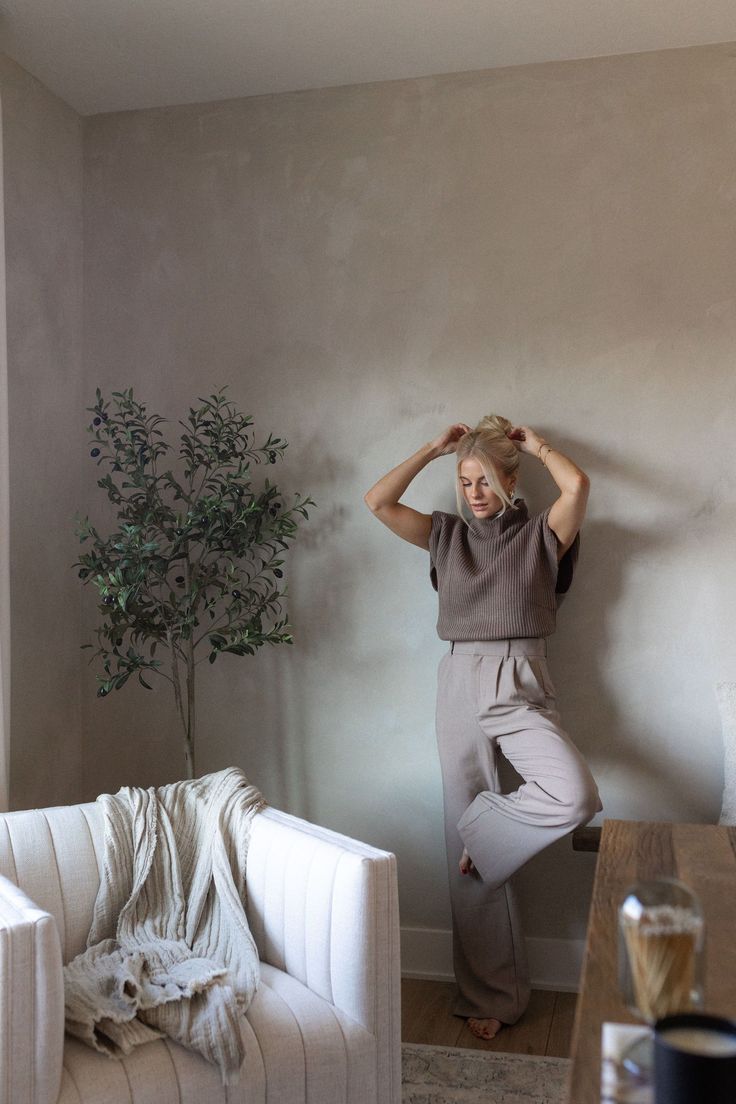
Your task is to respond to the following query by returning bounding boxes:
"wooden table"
[567,818,736,1103]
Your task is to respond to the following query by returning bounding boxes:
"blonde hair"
[455,414,520,520]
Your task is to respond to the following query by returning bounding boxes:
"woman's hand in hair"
[430,423,472,457]
[507,425,547,458]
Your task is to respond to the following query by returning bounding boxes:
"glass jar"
[619,878,705,1024]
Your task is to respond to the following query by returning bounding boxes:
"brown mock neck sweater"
[428,499,579,641]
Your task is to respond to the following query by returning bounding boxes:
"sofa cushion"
[58,963,377,1104]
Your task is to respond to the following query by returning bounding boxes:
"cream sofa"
[0,799,401,1104]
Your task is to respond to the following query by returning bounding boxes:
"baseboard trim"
[525,935,585,992]
[400,926,584,993]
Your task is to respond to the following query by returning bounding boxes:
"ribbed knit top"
[428,499,579,641]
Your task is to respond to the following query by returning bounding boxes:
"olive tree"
[76,387,314,778]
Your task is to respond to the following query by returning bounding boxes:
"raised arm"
[364,424,470,549]
[508,426,590,557]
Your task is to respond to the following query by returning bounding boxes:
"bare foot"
[467,1017,503,1041]
[459,847,477,876]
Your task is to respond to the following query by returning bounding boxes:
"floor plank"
[545,991,578,1057]
[401,978,465,1047]
[401,979,577,1057]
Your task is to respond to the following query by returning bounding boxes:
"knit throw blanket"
[64,767,266,1082]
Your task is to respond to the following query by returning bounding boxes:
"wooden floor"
[402,978,577,1058]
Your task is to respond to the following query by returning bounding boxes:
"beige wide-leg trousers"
[435,638,601,1024]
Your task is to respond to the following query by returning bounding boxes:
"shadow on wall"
[200,436,354,817]
[546,432,721,821]
[197,644,308,814]
[567,520,681,786]
[280,434,354,656]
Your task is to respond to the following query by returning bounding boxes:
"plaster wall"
[0,54,84,809]
[82,43,736,941]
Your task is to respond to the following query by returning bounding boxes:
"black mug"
[654,1013,736,1104]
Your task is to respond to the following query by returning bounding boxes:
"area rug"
[402,1042,570,1103]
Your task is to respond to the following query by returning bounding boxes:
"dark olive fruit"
[93,416,102,426]
[101,413,109,422]
[78,568,88,579]
[175,528,184,536]
[268,452,277,463]
[175,576,185,585]
[274,569,283,578]
[90,447,101,458]
[116,638,123,646]
[97,687,108,698]
[232,589,242,599]
[103,595,115,606]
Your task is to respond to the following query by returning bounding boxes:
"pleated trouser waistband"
[449,637,547,658]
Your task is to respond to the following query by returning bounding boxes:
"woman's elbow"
[573,471,590,497]
[364,491,382,515]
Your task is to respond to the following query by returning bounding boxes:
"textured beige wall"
[0,54,84,809]
[82,43,736,941]
[0,86,9,811]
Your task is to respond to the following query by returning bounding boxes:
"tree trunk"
[169,633,195,780]
[185,635,196,779]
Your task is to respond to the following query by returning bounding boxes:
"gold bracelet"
[541,444,553,467]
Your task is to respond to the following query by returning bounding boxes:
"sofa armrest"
[0,874,65,1104]
[246,807,401,1104]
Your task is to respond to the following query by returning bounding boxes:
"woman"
[364,414,601,1041]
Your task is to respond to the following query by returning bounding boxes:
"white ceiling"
[1,0,736,116]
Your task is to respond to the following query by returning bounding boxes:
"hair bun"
[475,414,513,437]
